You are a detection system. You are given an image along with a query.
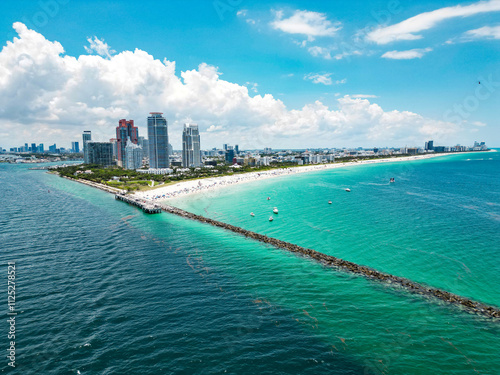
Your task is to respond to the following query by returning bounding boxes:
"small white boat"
[250,212,255,217]
[328,200,332,204]
[345,188,351,192]
[269,216,274,221]
[273,207,278,214]
[267,197,271,200]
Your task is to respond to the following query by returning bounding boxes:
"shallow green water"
[1,152,499,374]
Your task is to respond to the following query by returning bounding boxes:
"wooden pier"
[115,194,162,214]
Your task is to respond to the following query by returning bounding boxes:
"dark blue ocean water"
[1,152,499,374]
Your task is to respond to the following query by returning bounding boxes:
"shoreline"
[133,151,491,202]
[50,152,500,319]
[59,175,127,195]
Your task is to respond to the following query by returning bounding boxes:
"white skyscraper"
[182,123,201,167]
[124,138,143,170]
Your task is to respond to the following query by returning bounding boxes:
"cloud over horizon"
[0,23,462,149]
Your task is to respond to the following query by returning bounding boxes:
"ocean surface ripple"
[1,152,499,374]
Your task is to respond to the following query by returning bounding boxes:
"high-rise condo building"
[138,136,149,160]
[31,143,37,153]
[71,141,80,153]
[86,142,114,167]
[116,119,139,167]
[124,139,143,170]
[147,112,169,169]
[182,123,201,168]
[225,148,235,164]
[109,138,117,158]
[83,131,92,163]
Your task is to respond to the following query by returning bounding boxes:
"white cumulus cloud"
[0,23,462,149]
[246,82,259,93]
[84,36,115,59]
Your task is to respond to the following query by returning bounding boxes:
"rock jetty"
[158,202,500,320]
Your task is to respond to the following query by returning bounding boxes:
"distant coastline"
[133,150,494,202]
[46,148,500,319]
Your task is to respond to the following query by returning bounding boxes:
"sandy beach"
[133,152,464,202]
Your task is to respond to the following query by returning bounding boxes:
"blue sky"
[0,0,499,149]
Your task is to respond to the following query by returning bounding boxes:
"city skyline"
[3,111,490,154]
[0,0,499,149]
[5,132,488,155]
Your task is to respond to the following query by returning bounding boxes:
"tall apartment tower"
[82,131,92,163]
[109,138,118,158]
[182,123,201,168]
[147,112,169,169]
[116,119,139,167]
[138,136,149,160]
[124,138,143,170]
[86,142,114,167]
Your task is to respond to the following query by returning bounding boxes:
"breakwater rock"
[159,203,500,320]
[115,194,162,213]
[61,176,126,195]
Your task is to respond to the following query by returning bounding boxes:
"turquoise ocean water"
[1,151,499,374]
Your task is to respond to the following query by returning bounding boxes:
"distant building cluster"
[79,113,203,171]
[8,141,81,154]
[420,140,488,153]
[4,122,489,170]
